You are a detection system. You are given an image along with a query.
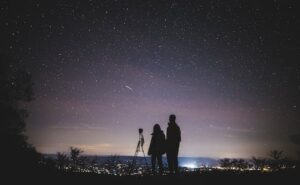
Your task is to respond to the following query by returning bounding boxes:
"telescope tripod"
[129,131,149,174]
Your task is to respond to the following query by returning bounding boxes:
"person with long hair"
[148,123,166,174]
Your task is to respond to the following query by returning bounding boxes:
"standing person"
[166,114,181,174]
[148,124,166,175]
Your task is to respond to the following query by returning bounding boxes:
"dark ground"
[6,168,299,185]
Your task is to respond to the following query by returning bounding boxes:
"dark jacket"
[148,131,166,155]
[166,122,181,144]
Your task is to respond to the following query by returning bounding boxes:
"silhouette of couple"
[148,114,181,175]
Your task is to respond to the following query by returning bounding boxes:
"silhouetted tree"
[268,150,285,171]
[251,157,267,170]
[220,158,251,170]
[0,54,41,171]
[56,152,69,171]
[69,147,87,172]
[236,159,250,170]
[54,148,100,173]
[230,159,238,169]
[268,150,284,161]
[219,158,231,169]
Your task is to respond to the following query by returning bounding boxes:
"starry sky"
[1,0,300,158]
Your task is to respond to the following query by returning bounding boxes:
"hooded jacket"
[148,130,166,155]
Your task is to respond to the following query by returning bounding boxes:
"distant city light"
[182,163,197,169]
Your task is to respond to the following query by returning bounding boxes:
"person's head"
[153,123,161,134]
[169,114,176,123]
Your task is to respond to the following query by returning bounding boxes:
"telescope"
[129,128,148,174]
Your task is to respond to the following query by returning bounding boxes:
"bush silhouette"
[0,54,41,172]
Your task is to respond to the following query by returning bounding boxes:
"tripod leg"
[141,146,150,174]
[129,141,141,175]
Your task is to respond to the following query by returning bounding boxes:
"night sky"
[1,0,300,158]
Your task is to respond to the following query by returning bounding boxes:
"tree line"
[219,150,296,171]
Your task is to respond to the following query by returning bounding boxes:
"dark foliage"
[0,54,41,173]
